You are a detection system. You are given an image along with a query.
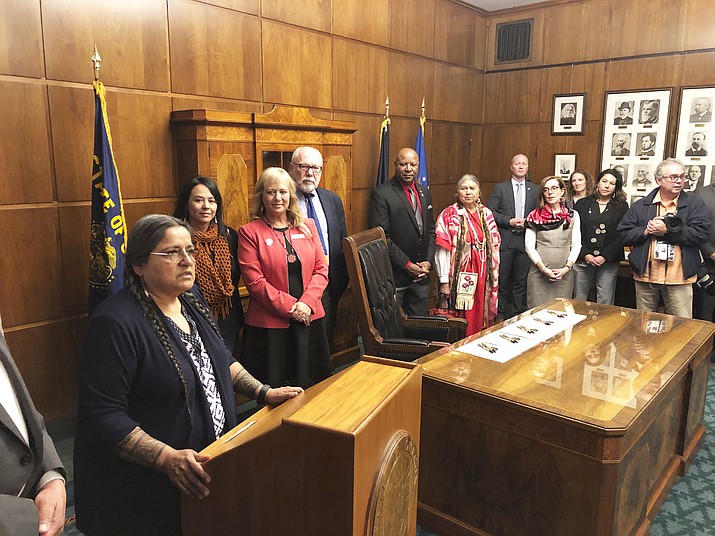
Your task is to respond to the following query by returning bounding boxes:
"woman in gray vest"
[525,176,582,308]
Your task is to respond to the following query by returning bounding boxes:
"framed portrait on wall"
[600,89,672,201]
[674,86,715,192]
[555,154,576,178]
[552,94,585,135]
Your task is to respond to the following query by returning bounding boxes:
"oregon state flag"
[414,115,428,188]
[376,116,390,186]
[89,80,127,313]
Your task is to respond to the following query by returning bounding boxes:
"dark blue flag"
[376,117,390,186]
[414,116,428,188]
[89,81,127,313]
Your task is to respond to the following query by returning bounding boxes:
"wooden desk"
[416,299,714,536]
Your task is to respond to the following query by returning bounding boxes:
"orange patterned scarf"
[193,223,235,320]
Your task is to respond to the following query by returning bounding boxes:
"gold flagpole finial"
[421,96,426,119]
[385,96,390,118]
[91,44,102,81]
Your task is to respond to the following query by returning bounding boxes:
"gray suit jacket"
[0,333,65,535]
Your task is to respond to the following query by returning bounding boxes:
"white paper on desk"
[455,337,514,362]
[456,330,538,362]
[510,318,562,341]
[531,310,587,330]
[455,311,586,363]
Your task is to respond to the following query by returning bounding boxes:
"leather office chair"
[342,227,467,361]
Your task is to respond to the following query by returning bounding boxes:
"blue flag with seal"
[376,116,390,187]
[414,115,428,188]
[89,80,127,313]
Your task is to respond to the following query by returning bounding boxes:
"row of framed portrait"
[552,86,715,200]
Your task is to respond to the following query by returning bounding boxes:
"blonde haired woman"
[238,167,330,388]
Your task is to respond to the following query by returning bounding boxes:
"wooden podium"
[182,357,422,535]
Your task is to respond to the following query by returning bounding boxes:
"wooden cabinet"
[170,106,359,367]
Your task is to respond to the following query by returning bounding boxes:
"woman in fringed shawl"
[435,175,501,336]
[174,176,244,355]
[525,175,582,308]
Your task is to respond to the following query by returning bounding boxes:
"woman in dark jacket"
[573,169,629,304]
[174,177,243,354]
[74,215,302,535]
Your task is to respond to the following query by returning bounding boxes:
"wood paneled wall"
[479,0,715,199]
[0,0,485,420]
[2,0,714,421]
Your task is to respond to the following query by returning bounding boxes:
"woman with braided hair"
[434,174,501,335]
[74,214,302,535]
[174,176,243,354]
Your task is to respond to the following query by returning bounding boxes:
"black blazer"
[315,187,348,302]
[486,179,539,251]
[0,334,65,535]
[368,177,436,287]
[574,197,628,263]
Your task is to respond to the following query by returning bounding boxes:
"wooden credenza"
[182,357,422,535]
[416,299,714,536]
[170,106,359,368]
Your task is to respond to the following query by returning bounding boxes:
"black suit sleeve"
[486,183,512,230]
[369,187,411,270]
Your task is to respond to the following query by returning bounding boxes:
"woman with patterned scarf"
[174,177,243,354]
[435,175,501,336]
[525,175,582,308]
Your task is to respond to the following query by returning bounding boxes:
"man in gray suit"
[0,315,66,536]
[486,154,538,319]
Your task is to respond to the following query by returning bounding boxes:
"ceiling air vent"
[495,19,533,64]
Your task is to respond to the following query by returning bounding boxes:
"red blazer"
[238,218,328,328]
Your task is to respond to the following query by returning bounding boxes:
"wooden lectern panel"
[182,357,422,535]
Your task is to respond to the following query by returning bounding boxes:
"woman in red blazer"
[238,167,330,388]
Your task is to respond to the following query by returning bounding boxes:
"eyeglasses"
[543,186,563,193]
[296,164,323,173]
[150,247,201,263]
[661,174,685,183]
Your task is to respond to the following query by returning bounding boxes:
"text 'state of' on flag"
[89,80,128,313]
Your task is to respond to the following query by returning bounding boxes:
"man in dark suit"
[689,97,712,123]
[637,133,656,157]
[686,132,708,156]
[290,146,348,352]
[0,316,66,536]
[693,182,715,361]
[614,101,633,125]
[369,147,435,316]
[486,154,538,319]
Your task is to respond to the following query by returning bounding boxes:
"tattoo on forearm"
[113,426,167,469]
[232,365,262,398]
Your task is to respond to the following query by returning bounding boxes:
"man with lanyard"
[618,158,710,317]
[369,147,435,316]
[289,146,348,352]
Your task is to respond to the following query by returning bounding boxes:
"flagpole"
[376,96,391,186]
[415,97,429,188]
[91,44,101,81]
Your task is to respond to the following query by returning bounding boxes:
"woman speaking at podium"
[74,214,302,535]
